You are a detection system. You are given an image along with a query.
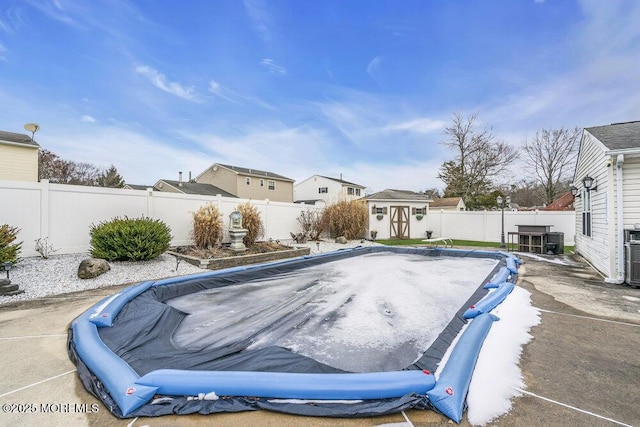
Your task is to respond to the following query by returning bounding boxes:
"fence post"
[264,199,270,238]
[483,209,487,242]
[146,187,154,218]
[40,179,50,240]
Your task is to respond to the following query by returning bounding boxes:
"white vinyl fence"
[0,180,318,257]
[424,209,575,246]
[1,180,576,258]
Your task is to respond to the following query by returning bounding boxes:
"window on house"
[245,177,251,185]
[414,208,425,215]
[375,207,384,215]
[582,190,592,236]
[319,187,328,194]
[260,179,264,187]
[347,187,355,195]
[356,189,361,196]
[268,180,276,191]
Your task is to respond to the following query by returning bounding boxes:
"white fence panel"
[426,210,575,245]
[1,180,576,257]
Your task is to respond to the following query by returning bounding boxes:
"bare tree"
[438,112,518,209]
[39,149,116,186]
[523,127,581,205]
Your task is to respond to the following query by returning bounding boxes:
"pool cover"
[67,246,519,420]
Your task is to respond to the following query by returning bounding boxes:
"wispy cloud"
[135,65,198,101]
[366,55,384,85]
[243,0,272,43]
[81,115,95,123]
[24,0,82,28]
[384,118,446,134]
[0,43,6,61]
[0,5,25,33]
[208,79,275,110]
[208,80,242,104]
[260,58,287,75]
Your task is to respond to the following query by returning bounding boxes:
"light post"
[497,195,511,249]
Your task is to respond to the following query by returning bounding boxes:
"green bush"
[322,200,368,240]
[192,203,224,249]
[89,216,171,261]
[0,224,22,264]
[237,202,264,246]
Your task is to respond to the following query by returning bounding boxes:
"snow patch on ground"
[515,252,574,266]
[466,286,541,425]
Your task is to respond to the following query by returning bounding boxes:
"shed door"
[390,206,410,239]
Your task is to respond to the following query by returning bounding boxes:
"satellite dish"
[24,123,40,133]
[23,123,40,142]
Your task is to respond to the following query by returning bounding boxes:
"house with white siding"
[294,175,366,205]
[572,121,640,284]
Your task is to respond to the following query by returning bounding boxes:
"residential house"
[0,130,40,182]
[540,192,575,211]
[573,120,640,285]
[366,189,432,240]
[429,197,466,211]
[196,164,294,202]
[294,175,366,205]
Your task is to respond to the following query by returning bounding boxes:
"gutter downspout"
[606,154,625,284]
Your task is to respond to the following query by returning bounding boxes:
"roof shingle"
[585,121,640,151]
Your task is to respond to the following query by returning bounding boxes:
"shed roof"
[366,189,432,202]
[585,121,640,151]
[0,130,40,147]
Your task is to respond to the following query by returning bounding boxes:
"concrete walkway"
[0,252,638,427]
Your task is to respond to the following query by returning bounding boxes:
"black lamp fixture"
[497,195,511,249]
[582,175,597,192]
[570,185,580,197]
[2,262,12,280]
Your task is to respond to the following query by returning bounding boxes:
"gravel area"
[0,239,382,306]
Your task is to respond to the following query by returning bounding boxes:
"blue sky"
[1,0,639,193]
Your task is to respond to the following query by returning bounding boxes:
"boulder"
[78,258,110,279]
[335,236,348,244]
[0,278,10,286]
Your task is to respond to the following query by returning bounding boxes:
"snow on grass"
[466,286,541,425]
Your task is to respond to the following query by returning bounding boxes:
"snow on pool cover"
[67,246,521,422]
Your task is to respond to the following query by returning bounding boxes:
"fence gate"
[390,206,410,239]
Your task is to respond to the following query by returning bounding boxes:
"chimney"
[188,171,192,182]
[178,171,183,187]
[340,173,343,180]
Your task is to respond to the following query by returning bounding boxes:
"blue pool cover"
[67,246,520,421]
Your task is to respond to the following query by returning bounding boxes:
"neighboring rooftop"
[0,130,40,147]
[429,197,463,208]
[216,164,294,182]
[366,189,432,201]
[585,120,640,151]
[156,180,237,197]
[317,175,366,188]
[123,184,153,191]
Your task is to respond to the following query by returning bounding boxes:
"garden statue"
[228,211,247,251]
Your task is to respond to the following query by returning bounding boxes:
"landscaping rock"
[335,236,348,244]
[0,278,10,286]
[0,283,19,294]
[78,258,110,279]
